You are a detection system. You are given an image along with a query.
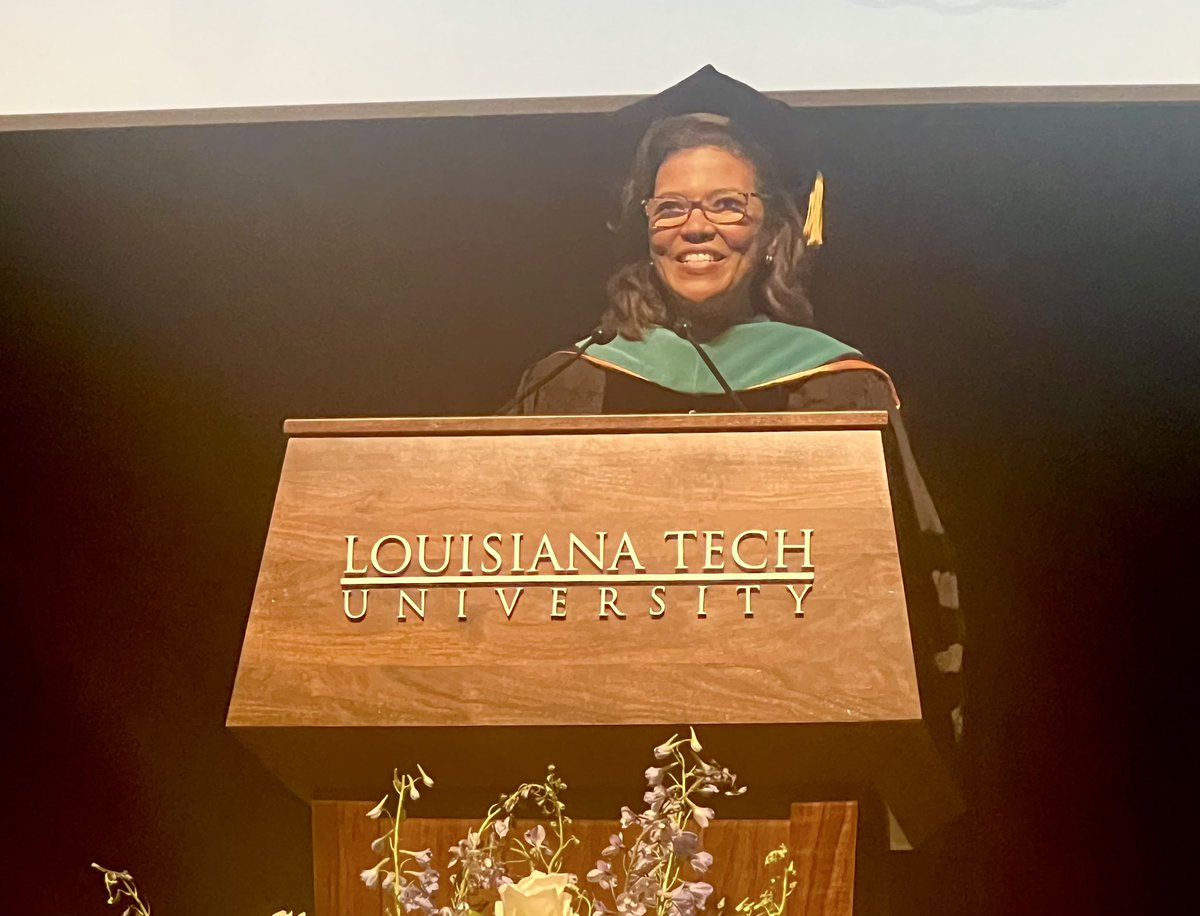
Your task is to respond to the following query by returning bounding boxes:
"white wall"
[3,0,1198,117]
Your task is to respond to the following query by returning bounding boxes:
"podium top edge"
[282,411,889,437]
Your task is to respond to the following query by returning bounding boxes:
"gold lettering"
[598,586,625,619]
[344,535,370,575]
[785,583,814,617]
[458,534,473,574]
[663,530,697,570]
[511,532,524,572]
[371,535,411,575]
[696,584,709,619]
[775,529,814,570]
[481,533,503,575]
[529,533,566,572]
[608,532,647,572]
[737,584,760,618]
[566,531,606,572]
[343,588,369,620]
[550,587,568,619]
[496,587,524,619]
[397,588,427,621]
[649,585,666,618]
[731,530,769,571]
[416,534,452,575]
[457,587,468,621]
[702,530,725,570]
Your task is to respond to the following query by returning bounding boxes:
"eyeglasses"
[643,190,765,229]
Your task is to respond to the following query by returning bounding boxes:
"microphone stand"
[674,319,748,412]
[496,327,617,416]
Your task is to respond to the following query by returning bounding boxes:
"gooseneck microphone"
[674,319,748,412]
[497,326,618,415]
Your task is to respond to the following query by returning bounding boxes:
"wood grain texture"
[789,802,857,916]
[229,417,961,845]
[230,426,915,727]
[282,412,888,437]
[313,800,386,916]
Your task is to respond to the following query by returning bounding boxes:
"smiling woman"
[507,68,965,760]
[647,147,765,319]
[607,113,814,341]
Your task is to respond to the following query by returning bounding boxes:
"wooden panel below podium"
[313,801,858,916]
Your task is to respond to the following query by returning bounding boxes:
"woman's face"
[648,145,765,313]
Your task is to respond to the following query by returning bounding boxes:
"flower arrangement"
[363,729,796,916]
[90,729,794,916]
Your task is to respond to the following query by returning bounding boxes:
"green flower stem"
[384,772,422,916]
[91,865,151,916]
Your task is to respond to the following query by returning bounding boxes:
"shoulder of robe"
[784,366,896,412]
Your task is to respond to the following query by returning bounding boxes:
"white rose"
[494,871,573,916]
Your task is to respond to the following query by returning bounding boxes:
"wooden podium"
[227,413,960,915]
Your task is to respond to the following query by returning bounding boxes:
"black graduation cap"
[609,65,824,245]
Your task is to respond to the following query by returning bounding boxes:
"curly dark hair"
[601,113,815,339]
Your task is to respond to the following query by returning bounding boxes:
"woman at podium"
[509,68,965,752]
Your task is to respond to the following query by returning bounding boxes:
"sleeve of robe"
[786,369,965,754]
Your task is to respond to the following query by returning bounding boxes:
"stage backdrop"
[2,0,1199,122]
[3,99,1197,915]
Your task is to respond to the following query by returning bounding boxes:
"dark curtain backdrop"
[3,101,1197,916]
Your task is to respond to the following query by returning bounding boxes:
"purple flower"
[366,796,390,819]
[360,859,388,889]
[628,875,662,903]
[668,881,714,916]
[690,851,713,874]
[400,881,436,915]
[447,835,474,867]
[671,832,700,857]
[494,816,510,838]
[523,823,551,855]
[602,833,625,857]
[690,882,714,908]
[629,846,665,876]
[688,802,714,828]
[645,766,667,786]
[417,866,439,894]
[643,785,667,811]
[653,734,679,760]
[587,859,617,891]
[620,806,638,828]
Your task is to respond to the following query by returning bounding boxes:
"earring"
[764,252,774,266]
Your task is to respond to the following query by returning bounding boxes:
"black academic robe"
[511,355,965,758]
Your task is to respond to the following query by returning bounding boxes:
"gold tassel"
[802,171,825,248]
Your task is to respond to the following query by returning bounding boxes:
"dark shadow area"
[3,100,1196,915]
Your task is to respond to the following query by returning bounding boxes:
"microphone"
[674,319,748,412]
[497,326,617,415]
